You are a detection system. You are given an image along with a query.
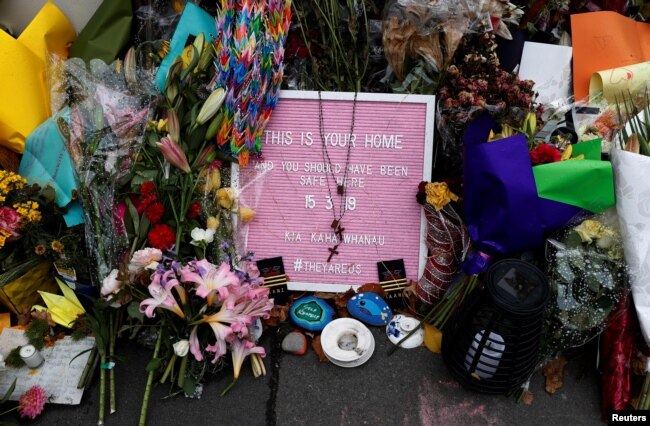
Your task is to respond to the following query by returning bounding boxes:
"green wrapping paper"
[69,0,133,63]
[533,139,615,213]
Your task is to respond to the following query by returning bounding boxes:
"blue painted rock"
[347,292,392,326]
[290,296,335,332]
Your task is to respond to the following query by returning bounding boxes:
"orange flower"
[50,240,64,253]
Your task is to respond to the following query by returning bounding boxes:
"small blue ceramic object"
[347,292,392,326]
[290,296,335,332]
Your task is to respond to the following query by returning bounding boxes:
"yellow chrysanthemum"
[425,182,459,211]
[0,171,26,198]
[0,229,10,248]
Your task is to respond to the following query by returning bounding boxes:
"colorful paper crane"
[214,0,292,166]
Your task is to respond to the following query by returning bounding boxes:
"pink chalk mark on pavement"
[417,376,499,426]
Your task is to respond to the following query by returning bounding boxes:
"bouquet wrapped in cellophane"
[539,212,628,363]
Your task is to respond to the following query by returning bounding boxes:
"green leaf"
[0,378,16,403]
[138,214,151,242]
[127,301,144,321]
[125,197,140,238]
[585,273,601,293]
[564,231,583,249]
[187,123,208,152]
[182,376,196,396]
[146,358,162,372]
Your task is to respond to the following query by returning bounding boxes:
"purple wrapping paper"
[462,113,582,272]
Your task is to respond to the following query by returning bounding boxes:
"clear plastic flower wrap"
[383,0,524,91]
[50,53,158,286]
[539,210,629,362]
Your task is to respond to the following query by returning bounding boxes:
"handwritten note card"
[239,91,435,292]
[0,328,95,405]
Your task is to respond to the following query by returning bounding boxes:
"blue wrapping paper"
[462,113,583,272]
[19,108,84,227]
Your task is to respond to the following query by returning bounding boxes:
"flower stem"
[219,379,238,397]
[0,406,18,417]
[98,353,106,426]
[177,355,188,389]
[638,373,650,409]
[160,354,177,384]
[109,314,116,414]
[139,330,161,426]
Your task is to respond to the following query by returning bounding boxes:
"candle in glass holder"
[19,344,44,368]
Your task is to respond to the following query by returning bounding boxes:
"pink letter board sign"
[239,91,435,292]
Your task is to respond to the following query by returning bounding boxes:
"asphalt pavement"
[21,325,602,426]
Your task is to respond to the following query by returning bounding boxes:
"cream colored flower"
[239,207,256,223]
[595,226,617,250]
[207,216,220,230]
[173,339,189,357]
[573,220,603,244]
[190,227,215,246]
[425,182,459,211]
[216,187,237,209]
[129,248,163,273]
[101,269,123,297]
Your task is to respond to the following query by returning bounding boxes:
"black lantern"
[441,259,550,394]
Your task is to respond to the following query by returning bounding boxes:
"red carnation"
[530,144,562,165]
[145,202,165,224]
[148,224,176,250]
[140,181,157,197]
[186,201,201,220]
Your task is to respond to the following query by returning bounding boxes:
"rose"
[425,182,459,211]
[0,206,22,240]
[129,248,163,273]
[101,269,123,297]
[530,144,562,165]
[574,220,603,244]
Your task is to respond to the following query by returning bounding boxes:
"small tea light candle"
[19,345,44,369]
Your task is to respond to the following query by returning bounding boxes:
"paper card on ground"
[518,42,572,107]
[571,11,650,100]
[0,328,95,405]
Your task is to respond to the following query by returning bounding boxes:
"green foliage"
[25,318,49,350]
[5,348,24,368]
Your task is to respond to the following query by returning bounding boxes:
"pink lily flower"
[157,135,191,173]
[139,271,185,318]
[230,338,265,380]
[197,302,253,362]
[189,325,203,362]
[181,260,239,306]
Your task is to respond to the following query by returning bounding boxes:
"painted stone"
[386,314,424,349]
[290,296,335,332]
[347,292,392,326]
[281,329,308,355]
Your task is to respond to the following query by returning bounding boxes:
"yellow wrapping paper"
[34,277,85,328]
[0,260,58,315]
[423,323,442,353]
[0,1,75,153]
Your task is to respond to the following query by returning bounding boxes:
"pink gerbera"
[18,385,46,419]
